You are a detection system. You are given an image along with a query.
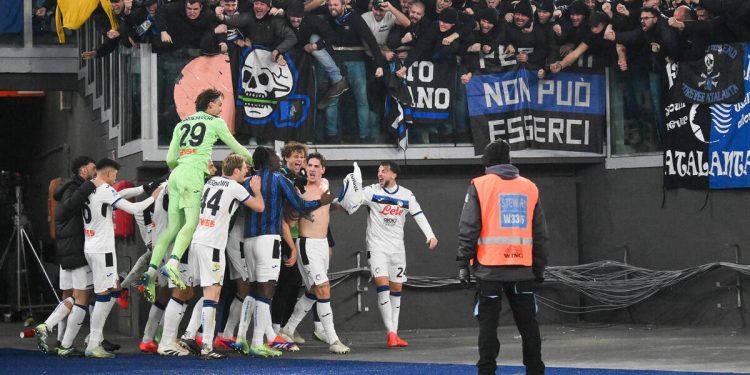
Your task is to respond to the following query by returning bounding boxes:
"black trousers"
[475,279,545,375]
[271,263,303,326]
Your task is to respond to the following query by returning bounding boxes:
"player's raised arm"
[215,118,252,164]
[113,186,161,215]
[243,175,265,212]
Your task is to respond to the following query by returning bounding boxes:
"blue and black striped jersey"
[243,168,321,237]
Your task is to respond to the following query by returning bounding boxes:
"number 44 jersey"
[192,176,251,250]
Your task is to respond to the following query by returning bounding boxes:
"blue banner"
[467,62,606,154]
[0,0,23,33]
[664,43,750,190]
[467,69,605,116]
[708,43,750,189]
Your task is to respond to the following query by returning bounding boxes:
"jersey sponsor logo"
[199,218,216,228]
[378,205,404,216]
[84,229,96,237]
[179,148,197,157]
[383,217,398,226]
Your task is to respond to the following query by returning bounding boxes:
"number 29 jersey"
[83,184,122,254]
[192,176,251,250]
[167,111,252,175]
[363,184,423,254]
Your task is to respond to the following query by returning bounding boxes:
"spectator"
[673,6,733,44]
[284,0,350,108]
[203,0,248,55]
[549,11,625,76]
[483,0,514,23]
[322,0,386,143]
[80,0,134,60]
[387,0,430,58]
[363,0,411,62]
[505,0,553,68]
[363,0,411,141]
[609,0,642,32]
[666,5,709,61]
[157,0,215,51]
[125,0,161,47]
[606,6,679,63]
[218,0,298,65]
[685,0,750,41]
[535,0,560,64]
[462,7,505,83]
[553,0,591,56]
[395,7,472,142]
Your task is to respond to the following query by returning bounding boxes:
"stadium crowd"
[37,0,750,145]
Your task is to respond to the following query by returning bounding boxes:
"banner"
[402,60,457,125]
[0,0,22,33]
[663,101,711,189]
[664,43,750,190]
[670,44,745,105]
[466,60,606,155]
[174,55,235,133]
[230,45,314,141]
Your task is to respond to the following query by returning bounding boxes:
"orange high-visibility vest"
[472,174,538,267]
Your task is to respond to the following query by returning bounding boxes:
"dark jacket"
[156,1,214,50]
[326,9,386,66]
[53,175,97,270]
[386,19,430,52]
[699,0,750,41]
[403,23,465,67]
[290,13,335,52]
[457,164,548,282]
[224,12,298,54]
[506,21,554,67]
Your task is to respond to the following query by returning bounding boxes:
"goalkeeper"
[142,88,252,302]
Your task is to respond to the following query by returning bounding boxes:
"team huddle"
[34,88,438,360]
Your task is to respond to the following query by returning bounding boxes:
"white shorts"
[85,252,119,294]
[189,243,225,287]
[226,236,248,281]
[59,265,93,291]
[168,251,195,288]
[297,237,330,290]
[368,251,407,283]
[244,235,281,283]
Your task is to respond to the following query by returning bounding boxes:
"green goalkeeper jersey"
[166,111,252,173]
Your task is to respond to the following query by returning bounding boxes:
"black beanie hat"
[477,7,498,25]
[568,0,590,16]
[482,140,511,167]
[514,0,534,19]
[439,7,458,24]
[588,11,609,27]
[537,0,555,13]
